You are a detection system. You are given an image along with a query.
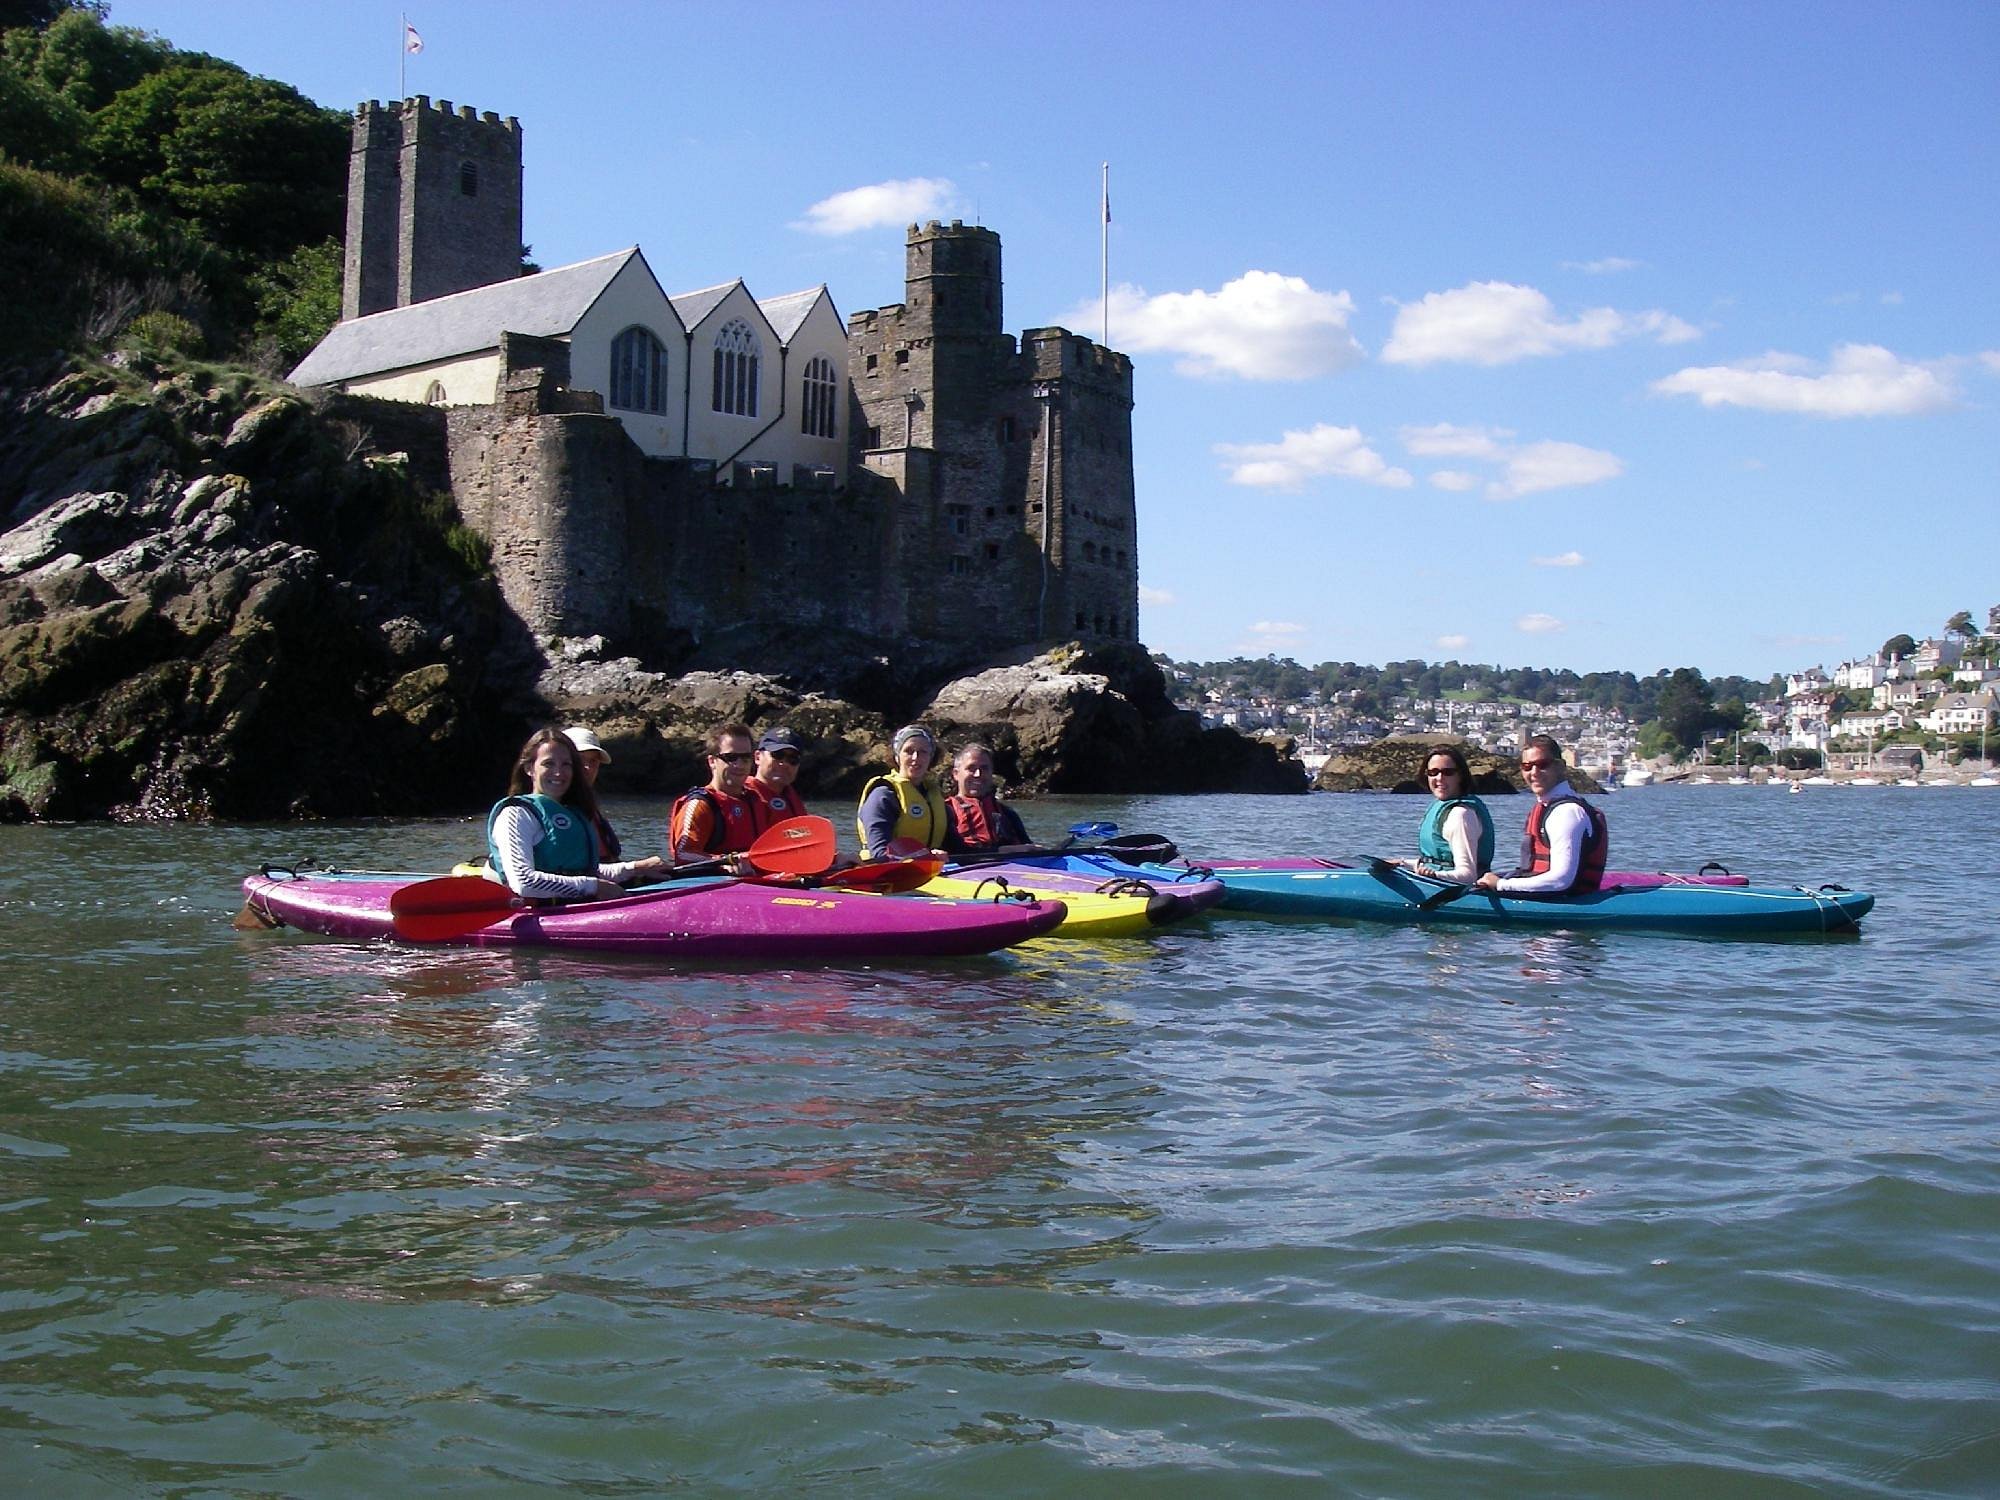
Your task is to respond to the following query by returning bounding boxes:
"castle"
[289,98,1141,657]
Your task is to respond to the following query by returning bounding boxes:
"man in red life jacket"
[746,726,811,832]
[1476,735,1609,895]
[669,721,760,868]
[942,742,1037,857]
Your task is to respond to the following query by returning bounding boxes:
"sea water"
[1,786,1995,1496]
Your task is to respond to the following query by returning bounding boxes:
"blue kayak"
[1155,861,1872,936]
[969,851,1872,935]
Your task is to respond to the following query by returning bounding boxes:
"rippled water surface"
[3,787,1997,1496]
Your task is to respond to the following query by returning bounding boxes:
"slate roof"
[668,280,738,330]
[757,286,834,344]
[288,248,643,387]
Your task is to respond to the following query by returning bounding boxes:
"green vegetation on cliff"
[0,3,345,367]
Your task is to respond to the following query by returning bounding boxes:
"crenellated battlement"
[353,97,520,133]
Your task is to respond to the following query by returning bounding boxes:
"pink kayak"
[1180,856,1750,887]
[240,869,1066,959]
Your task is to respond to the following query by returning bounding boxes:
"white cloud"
[1087,271,1365,380]
[1138,584,1176,606]
[1382,281,1698,366]
[1436,633,1471,651]
[1517,614,1566,635]
[791,177,956,235]
[1562,257,1642,275]
[1652,343,1957,417]
[1400,421,1510,460]
[1398,423,1623,500]
[1880,290,1904,306]
[1532,551,1586,568]
[1247,620,1307,645]
[1979,351,2000,373]
[1216,423,1413,491]
[1491,441,1624,500]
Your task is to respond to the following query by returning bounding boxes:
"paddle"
[389,815,838,941]
[807,852,944,893]
[934,825,1180,871]
[1364,856,1476,911]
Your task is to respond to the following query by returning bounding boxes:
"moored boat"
[240,869,1066,959]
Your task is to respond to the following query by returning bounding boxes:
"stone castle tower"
[847,222,1139,643]
[342,97,522,320]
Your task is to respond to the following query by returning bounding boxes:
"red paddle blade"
[823,854,944,893]
[747,814,837,875]
[388,875,519,941]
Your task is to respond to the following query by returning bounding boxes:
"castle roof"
[668,280,740,329]
[289,248,644,387]
[757,286,836,344]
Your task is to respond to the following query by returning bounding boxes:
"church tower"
[342,97,523,320]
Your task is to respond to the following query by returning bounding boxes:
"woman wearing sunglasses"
[1398,743,1494,884]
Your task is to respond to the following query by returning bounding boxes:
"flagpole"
[1100,162,1109,347]
[400,12,407,100]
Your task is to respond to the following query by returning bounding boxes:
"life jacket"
[1418,795,1495,875]
[945,794,1029,855]
[855,770,947,858]
[1525,793,1608,892]
[746,777,810,836]
[485,792,599,876]
[591,810,622,862]
[669,785,758,855]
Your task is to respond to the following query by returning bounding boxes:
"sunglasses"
[1425,766,1458,777]
[712,751,754,764]
[1520,758,1556,771]
[763,749,801,764]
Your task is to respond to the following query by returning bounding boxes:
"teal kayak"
[1181,861,1872,936]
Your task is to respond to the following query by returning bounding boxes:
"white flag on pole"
[405,22,424,54]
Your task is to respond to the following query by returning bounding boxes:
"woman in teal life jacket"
[485,727,667,900]
[1403,744,1495,884]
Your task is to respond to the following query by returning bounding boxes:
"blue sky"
[116,0,1999,680]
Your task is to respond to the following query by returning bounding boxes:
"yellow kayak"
[918,871,1183,938]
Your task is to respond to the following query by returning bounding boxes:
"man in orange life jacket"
[942,742,1037,857]
[1476,735,1609,895]
[669,721,760,869]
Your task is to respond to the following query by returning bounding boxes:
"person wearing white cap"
[564,726,636,866]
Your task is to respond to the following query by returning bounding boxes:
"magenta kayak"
[241,870,1067,959]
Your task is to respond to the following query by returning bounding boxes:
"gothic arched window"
[424,380,447,405]
[800,356,838,439]
[459,160,478,197]
[712,319,760,417]
[610,326,667,414]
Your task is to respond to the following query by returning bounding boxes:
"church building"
[287,96,1139,656]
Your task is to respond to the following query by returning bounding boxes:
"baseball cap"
[563,726,610,763]
[757,726,807,753]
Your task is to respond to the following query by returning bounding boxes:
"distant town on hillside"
[1160,605,2000,776]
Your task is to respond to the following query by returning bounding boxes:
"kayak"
[924,861,1226,938]
[1154,862,1872,936]
[1166,854,1752,887]
[240,869,1067,959]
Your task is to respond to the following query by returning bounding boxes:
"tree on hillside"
[1881,632,1916,660]
[2,6,172,113]
[248,235,341,369]
[1652,667,1736,754]
[0,1,102,35]
[89,65,346,265]
[1945,610,1975,640]
[0,48,86,169]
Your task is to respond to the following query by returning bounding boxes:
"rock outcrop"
[0,354,1305,822]
[1314,734,1602,795]
[0,357,528,820]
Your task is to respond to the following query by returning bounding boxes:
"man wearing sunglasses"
[747,726,813,829]
[669,721,761,866]
[1475,735,1608,895]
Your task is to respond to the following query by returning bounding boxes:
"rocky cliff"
[0,357,1303,821]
